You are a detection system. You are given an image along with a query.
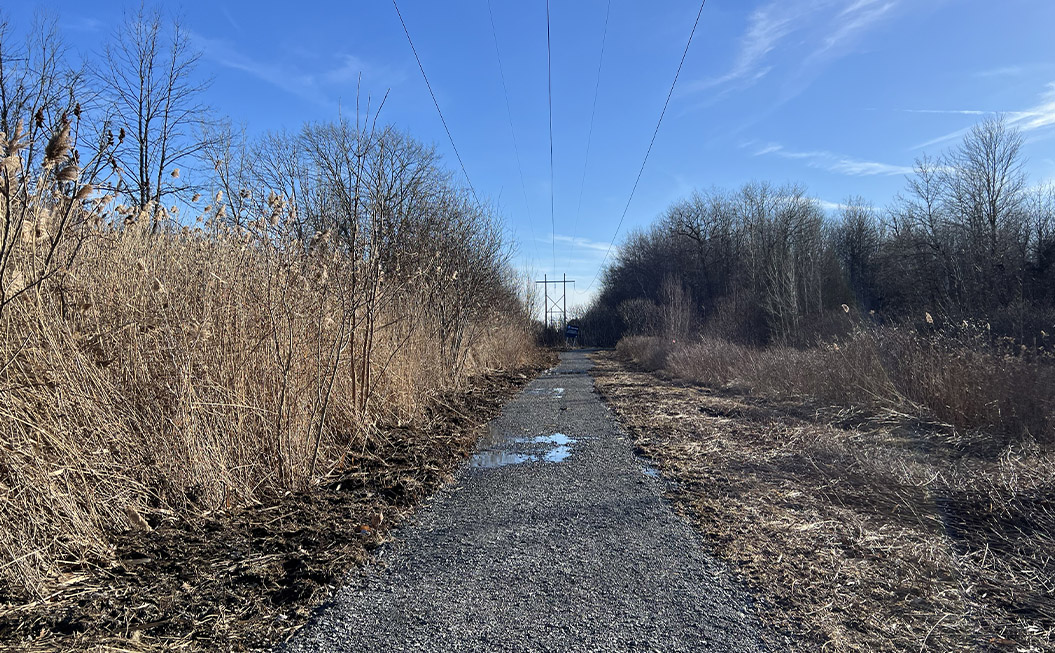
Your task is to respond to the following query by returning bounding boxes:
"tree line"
[579,117,1055,348]
[0,7,528,346]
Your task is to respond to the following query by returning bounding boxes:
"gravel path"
[282,350,772,652]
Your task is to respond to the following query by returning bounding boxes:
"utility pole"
[535,273,575,329]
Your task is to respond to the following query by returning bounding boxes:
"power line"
[487,0,541,264]
[568,0,611,267]
[392,0,479,205]
[546,0,555,273]
[585,0,707,292]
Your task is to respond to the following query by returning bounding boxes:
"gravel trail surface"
[282,350,771,652]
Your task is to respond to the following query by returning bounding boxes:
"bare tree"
[942,116,1027,314]
[833,197,881,310]
[0,11,86,172]
[100,4,211,228]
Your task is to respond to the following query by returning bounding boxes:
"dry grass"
[0,199,538,601]
[594,348,1055,651]
[0,362,551,651]
[619,328,1055,447]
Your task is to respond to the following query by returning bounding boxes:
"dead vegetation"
[591,349,1055,652]
[0,362,551,651]
[620,329,1055,447]
[0,9,545,633]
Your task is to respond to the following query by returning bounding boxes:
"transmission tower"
[535,273,575,329]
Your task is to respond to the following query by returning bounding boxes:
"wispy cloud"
[689,0,905,99]
[755,142,914,176]
[690,3,800,92]
[816,199,880,213]
[902,109,990,116]
[191,33,403,106]
[975,66,1025,79]
[551,234,613,255]
[220,7,242,34]
[815,0,897,59]
[912,82,1055,150]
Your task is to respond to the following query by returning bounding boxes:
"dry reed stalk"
[0,205,537,600]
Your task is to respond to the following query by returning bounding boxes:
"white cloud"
[191,33,402,106]
[690,3,802,92]
[911,82,1055,150]
[903,109,989,116]
[819,0,897,57]
[690,0,905,98]
[220,7,242,34]
[975,66,1025,79]
[816,199,880,213]
[550,234,614,255]
[755,142,913,176]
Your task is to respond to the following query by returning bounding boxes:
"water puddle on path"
[543,446,572,463]
[524,433,573,446]
[524,387,565,398]
[469,431,578,469]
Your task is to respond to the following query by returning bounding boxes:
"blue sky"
[13,0,1055,307]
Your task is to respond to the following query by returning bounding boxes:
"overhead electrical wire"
[584,0,707,292]
[487,0,541,264]
[546,0,556,273]
[567,0,611,269]
[392,0,480,205]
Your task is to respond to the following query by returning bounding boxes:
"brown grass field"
[592,345,1054,652]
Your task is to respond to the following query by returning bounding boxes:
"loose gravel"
[282,350,772,652]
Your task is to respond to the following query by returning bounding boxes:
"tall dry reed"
[0,121,538,598]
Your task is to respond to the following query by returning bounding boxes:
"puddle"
[544,446,573,463]
[471,432,579,469]
[470,450,533,468]
[641,465,661,478]
[522,432,573,446]
[525,387,565,398]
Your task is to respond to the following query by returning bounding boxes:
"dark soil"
[0,358,553,652]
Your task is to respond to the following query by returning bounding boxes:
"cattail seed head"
[170,168,180,178]
[191,193,202,202]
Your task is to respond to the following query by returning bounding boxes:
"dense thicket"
[0,8,537,595]
[582,117,1055,347]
